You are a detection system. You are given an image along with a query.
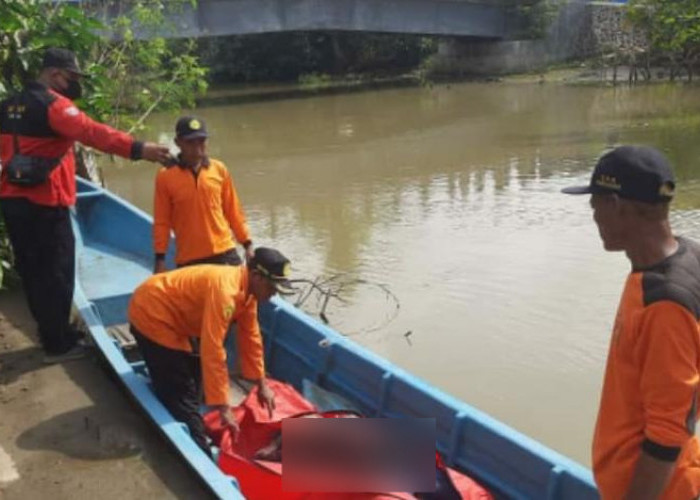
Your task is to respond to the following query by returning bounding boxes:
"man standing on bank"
[0,48,171,364]
[153,116,254,273]
[563,145,700,499]
[128,247,288,456]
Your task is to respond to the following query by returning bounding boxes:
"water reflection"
[103,82,700,465]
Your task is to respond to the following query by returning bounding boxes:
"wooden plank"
[107,323,137,349]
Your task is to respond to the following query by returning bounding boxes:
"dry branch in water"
[283,273,401,337]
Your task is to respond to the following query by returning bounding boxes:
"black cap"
[562,146,675,204]
[249,247,292,290]
[175,116,208,140]
[41,48,86,76]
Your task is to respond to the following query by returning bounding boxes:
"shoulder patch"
[223,304,235,320]
[642,238,700,319]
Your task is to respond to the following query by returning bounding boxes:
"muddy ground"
[0,289,211,499]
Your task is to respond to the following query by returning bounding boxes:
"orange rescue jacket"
[128,264,264,406]
[593,237,700,499]
[153,157,251,265]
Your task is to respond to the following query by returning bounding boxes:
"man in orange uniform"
[153,116,253,272]
[128,247,290,457]
[0,48,171,364]
[563,146,700,499]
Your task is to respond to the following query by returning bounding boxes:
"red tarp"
[203,379,493,500]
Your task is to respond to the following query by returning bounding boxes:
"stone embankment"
[430,1,646,77]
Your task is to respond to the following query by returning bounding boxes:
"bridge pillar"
[429,1,603,76]
[432,38,552,76]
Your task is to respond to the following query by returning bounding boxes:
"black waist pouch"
[5,154,60,186]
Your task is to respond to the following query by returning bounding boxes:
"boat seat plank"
[104,327,251,409]
[107,323,137,349]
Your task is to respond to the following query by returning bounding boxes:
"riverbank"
[501,63,700,86]
[197,63,699,107]
[0,289,208,499]
[197,73,425,107]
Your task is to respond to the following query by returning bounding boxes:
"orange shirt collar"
[176,154,210,170]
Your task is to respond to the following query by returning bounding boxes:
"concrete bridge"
[81,0,517,40]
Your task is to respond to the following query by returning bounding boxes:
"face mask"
[58,79,82,100]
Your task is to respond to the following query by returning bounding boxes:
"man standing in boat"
[563,146,700,499]
[128,247,289,457]
[0,47,171,364]
[152,116,254,272]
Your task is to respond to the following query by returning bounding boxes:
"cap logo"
[595,175,621,191]
[282,262,291,277]
[659,183,674,197]
[189,119,201,130]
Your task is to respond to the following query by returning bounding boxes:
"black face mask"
[58,79,82,100]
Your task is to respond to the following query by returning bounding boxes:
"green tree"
[515,0,563,40]
[1,0,208,124]
[78,0,208,132]
[627,0,700,81]
[0,1,101,96]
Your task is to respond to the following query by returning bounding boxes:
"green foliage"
[198,32,438,84]
[0,0,101,95]
[80,0,208,132]
[514,0,562,40]
[298,72,333,90]
[627,0,700,79]
[0,0,208,128]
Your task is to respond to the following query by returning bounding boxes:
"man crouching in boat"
[127,247,292,457]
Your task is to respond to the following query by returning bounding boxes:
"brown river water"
[103,81,700,466]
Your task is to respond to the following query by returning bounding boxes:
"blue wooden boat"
[72,177,599,499]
